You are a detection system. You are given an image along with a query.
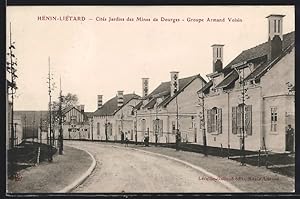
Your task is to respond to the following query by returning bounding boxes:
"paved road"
[66,141,234,193]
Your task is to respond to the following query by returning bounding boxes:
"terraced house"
[92,92,140,141]
[197,14,295,153]
[135,72,206,143]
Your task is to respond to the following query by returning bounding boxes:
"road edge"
[110,144,242,193]
[57,145,97,193]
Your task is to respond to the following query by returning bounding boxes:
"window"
[172,121,176,134]
[71,116,77,125]
[207,107,222,134]
[141,119,146,135]
[97,122,100,135]
[153,119,163,137]
[277,20,280,33]
[232,105,252,135]
[271,107,277,132]
[107,123,113,136]
[274,20,277,33]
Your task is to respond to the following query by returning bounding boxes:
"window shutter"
[159,120,163,136]
[207,109,212,133]
[237,106,242,134]
[217,108,222,134]
[245,105,252,135]
[232,107,237,134]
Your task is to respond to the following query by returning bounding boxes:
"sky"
[7,6,295,112]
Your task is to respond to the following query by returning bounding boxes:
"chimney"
[266,14,285,60]
[97,95,103,109]
[117,91,124,107]
[211,44,224,73]
[80,105,84,113]
[170,71,179,97]
[142,78,149,97]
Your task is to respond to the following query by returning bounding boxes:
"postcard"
[6,5,295,194]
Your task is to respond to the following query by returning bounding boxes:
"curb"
[57,145,97,193]
[108,144,242,192]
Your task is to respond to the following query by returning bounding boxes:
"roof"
[244,41,294,81]
[93,93,140,116]
[215,70,239,88]
[134,101,143,110]
[224,31,294,70]
[197,80,213,94]
[213,31,295,89]
[142,74,206,109]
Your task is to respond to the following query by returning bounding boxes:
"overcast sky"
[7,6,294,112]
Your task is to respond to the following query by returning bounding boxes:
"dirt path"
[66,141,235,193]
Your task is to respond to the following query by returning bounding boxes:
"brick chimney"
[142,78,149,97]
[117,91,124,107]
[170,71,179,97]
[211,44,224,73]
[97,95,103,109]
[80,105,84,113]
[266,14,285,60]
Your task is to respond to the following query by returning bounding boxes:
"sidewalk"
[7,145,93,193]
[121,143,294,192]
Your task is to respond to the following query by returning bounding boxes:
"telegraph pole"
[47,57,53,162]
[59,76,63,154]
[8,22,18,149]
[198,81,208,156]
[175,96,180,151]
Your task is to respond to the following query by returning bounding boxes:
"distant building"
[92,92,140,141]
[135,73,206,143]
[61,105,91,140]
[197,14,295,152]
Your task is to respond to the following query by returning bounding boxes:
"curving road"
[66,141,234,193]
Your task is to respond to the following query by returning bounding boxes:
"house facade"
[92,92,140,141]
[135,73,206,143]
[61,105,91,140]
[197,14,295,153]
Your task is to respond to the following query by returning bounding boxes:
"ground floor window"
[207,107,222,134]
[232,105,252,135]
[271,107,278,132]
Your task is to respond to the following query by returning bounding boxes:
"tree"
[52,93,79,127]
[53,93,79,111]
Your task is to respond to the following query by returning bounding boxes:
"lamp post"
[197,90,208,157]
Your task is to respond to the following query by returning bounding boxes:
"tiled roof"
[134,101,143,110]
[143,98,157,109]
[224,31,295,70]
[215,70,239,88]
[244,42,294,81]
[197,80,213,94]
[93,93,140,116]
[62,106,76,115]
[215,31,295,89]
[146,74,206,108]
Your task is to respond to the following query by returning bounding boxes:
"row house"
[92,92,140,141]
[134,73,206,143]
[197,14,295,153]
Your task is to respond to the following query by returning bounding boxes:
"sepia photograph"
[6,5,295,194]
